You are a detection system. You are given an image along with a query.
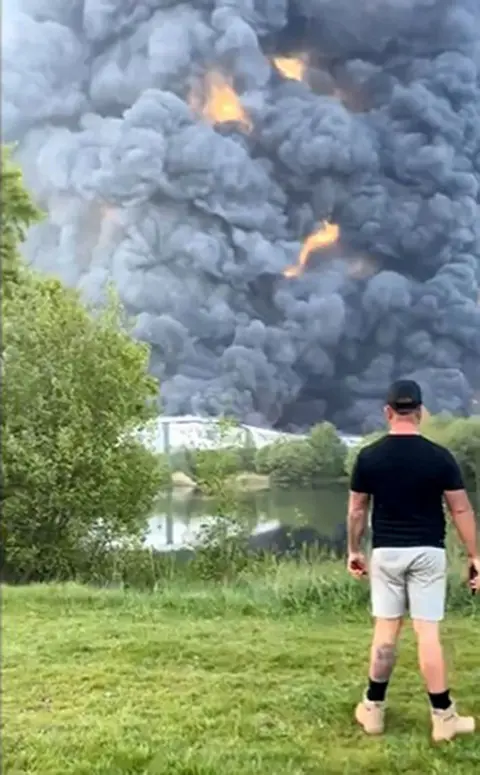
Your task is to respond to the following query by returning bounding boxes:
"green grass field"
[3,577,479,775]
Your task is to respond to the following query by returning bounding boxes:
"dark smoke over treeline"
[3,0,480,433]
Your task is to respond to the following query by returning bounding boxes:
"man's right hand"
[347,552,368,579]
[468,557,480,593]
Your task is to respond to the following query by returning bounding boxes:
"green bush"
[170,445,255,488]
[193,448,242,494]
[1,278,165,583]
[309,422,347,481]
[1,146,42,298]
[191,512,253,582]
[172,423,347,491]
[255,424,347,488]
[265,440,317,488]
[1,148,164,584]
[254,443,276,475]
[47,519,477,614]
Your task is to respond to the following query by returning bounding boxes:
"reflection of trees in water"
[151,485,348,547]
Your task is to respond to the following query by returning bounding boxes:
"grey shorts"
[370,546,447,622]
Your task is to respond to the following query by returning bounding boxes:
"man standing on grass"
[347,379,479,742]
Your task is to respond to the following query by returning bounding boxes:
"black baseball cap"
[386,379,423,413]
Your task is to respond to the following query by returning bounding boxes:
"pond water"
[146,484,479,551]
[146,484,348,550]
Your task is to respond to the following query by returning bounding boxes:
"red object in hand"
[469,564,478,596]
[350,559,367,576]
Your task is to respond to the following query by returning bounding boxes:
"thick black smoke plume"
[3,0,480,433]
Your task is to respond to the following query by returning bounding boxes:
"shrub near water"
[188,436,257,581]
[37,528,478,618]
[257,439,317,487]
[309,422,348,481]
[1,150,164,584]
[255,422,347,488]
[2,281,166,584]
[169,446,256,488]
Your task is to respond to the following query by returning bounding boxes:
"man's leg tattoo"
[371,644,396,682]
[366,643,396,702]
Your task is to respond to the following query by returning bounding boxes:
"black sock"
[367,678,389,703]
[428,690,451,710]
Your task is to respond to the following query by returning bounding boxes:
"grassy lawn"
[3,584,479,774]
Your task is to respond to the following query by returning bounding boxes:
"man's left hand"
[468,557,480,593]
[347,552,368,579]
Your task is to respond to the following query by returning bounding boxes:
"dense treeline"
[165,415,480,495]
[166,421,347,491]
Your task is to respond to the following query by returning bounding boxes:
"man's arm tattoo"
[371,644,396,682]
[347,491,369,553]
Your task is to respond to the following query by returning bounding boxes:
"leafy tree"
[1,149,165,582]
[309,422,347,481]
[1,146,42,298]
[253,439,316,488]
[193,448,242,494]
[255,424,347,488]
[266,440,317,488]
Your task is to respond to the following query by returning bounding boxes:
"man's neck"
[389,423,420,436]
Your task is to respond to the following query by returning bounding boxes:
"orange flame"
[273,57,306,81]
[198,72,251,130]
[283,221,340,278]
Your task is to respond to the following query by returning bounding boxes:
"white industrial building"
[138,414,361,454]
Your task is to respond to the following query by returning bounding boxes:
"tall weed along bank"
[82,523,478,621]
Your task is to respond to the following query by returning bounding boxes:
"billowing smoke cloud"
[3,0,480,433]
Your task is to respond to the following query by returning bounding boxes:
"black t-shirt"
[350,434,464,549]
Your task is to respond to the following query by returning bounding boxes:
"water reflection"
[146,485,348,550]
